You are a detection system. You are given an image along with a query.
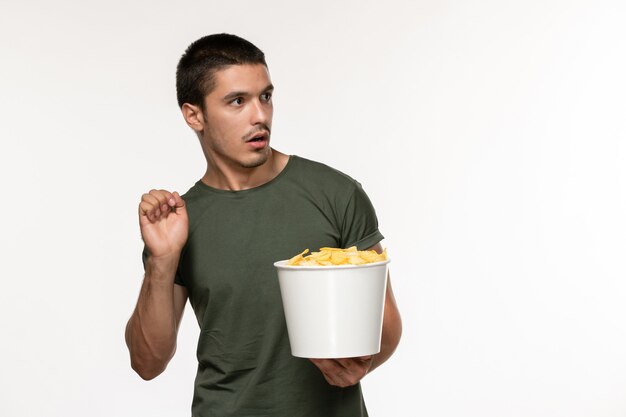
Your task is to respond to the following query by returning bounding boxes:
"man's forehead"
[211,64,272,93]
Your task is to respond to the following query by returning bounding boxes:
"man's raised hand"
[139,189,189,260]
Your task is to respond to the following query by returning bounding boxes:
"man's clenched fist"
[139,189,189,260]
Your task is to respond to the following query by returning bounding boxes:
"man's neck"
[201,149,289,191]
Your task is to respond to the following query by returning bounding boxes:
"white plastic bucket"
[274,259,390,358]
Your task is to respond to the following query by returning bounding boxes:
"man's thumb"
[171,191,186,210]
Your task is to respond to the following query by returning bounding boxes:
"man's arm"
[125,262,188,380]
[310,242,402,387]
[125,189,189,380]
[369,242,402,371]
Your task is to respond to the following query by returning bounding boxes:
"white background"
[1,1,625,416]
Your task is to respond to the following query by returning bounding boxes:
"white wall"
[1,1,625,416]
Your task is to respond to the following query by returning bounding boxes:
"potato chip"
[309,251,331,262]
[330,251,349,265]
[286,246,387,266]
[348,256,367,265]
[320,246,357,252]
[287,249,309,265]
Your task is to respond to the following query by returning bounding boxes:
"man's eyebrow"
[222,84,274,101]
[223,91,249,101]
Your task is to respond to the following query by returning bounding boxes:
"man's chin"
[241,151,270,169]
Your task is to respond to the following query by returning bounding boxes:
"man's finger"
[140,190,183,221]
[139,201,155,216]
[141,193,161,210]
[139,197,160,222]
[336,358,354,369]
[171,191,186,209]
[332,358,371,386]
[311,358,356,387]
[149,189,173,207]
[310,359,341,385]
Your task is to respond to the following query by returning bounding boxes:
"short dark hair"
[175,33,267,109]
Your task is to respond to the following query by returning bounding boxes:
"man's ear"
[181,103,205,132]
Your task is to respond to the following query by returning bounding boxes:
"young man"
[125,33,401,417]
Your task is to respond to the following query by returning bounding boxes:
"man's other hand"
[309,356,373,387]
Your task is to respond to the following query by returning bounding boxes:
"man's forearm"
[371,309,402,371]
[126,256,180,380]
[371,277,402,372]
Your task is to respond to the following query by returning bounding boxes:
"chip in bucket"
[287,246,388,266]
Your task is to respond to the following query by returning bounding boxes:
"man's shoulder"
[179,181,204,202]
[178,181,215,220]
[290,155,361,189]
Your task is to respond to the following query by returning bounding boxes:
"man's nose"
[250,99,271,125]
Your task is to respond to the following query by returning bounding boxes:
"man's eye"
[261,93,272,102]
[231,97,244,105]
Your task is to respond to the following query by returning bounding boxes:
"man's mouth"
[245,132,269,142]
[245,131,270,149]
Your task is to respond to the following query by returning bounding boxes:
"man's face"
[200,64,274,169]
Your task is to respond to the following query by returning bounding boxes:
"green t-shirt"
[146,155,383,417]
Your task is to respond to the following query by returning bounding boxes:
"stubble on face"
[239,151,270,168]
[239,126,273,168]
[201,115,272,169]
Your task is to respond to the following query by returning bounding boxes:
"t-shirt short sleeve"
[141,246,186,287]
[340,181,384,250]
